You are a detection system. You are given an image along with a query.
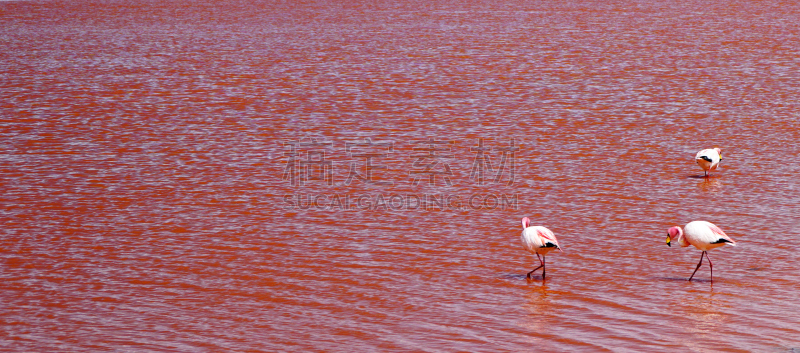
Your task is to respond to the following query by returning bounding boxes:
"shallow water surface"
[2,0,800,352]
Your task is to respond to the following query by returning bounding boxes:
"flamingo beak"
[666,235,671,247]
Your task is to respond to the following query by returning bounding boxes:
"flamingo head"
[521,217,530,229]
[666,226,683,247]
[714,148,722,160]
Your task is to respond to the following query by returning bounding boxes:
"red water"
[3,0,800,351]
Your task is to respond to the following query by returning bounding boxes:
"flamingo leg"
[689,251,706,281]
[706,252,714,283]
[542,255,547,279]
[527,253,545,279]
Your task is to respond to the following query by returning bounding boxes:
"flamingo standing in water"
[520,217,562,279]
[695,148,722,177]
[666,221,737,282]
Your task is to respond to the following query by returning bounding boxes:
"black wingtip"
[699,156,713,163]
[711,238,733,244]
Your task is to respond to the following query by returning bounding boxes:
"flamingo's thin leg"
[689,251,706,281]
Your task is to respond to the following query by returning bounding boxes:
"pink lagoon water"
[2,0,800,351]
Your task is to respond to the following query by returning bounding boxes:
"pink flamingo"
[520,217,562,279]
[666,221,737,282]
[695,148,722,177]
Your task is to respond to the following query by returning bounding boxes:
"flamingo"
[666,221,736,282]
[695,148,722,177]
[520,217,562,279]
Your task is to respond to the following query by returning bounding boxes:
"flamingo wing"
[685,221,735,248]
[536,227,561,250]
[708,223,736,246]
[521,227,543,253]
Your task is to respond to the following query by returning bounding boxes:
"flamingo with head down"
[695,148,722,177]
[520,217,562,279]
[666,220,736,282]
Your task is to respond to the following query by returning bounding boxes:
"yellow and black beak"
[666,234,671,247]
